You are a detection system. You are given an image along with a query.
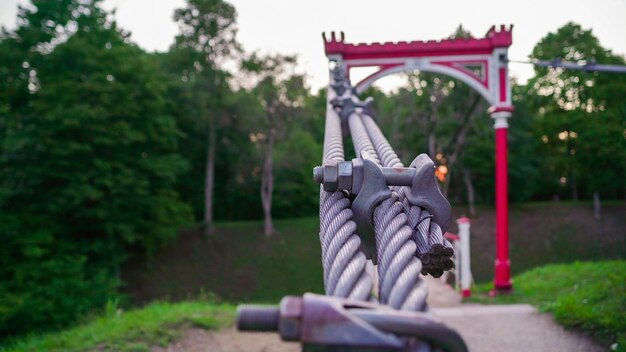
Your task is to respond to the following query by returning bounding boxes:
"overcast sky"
[2,0,625,91]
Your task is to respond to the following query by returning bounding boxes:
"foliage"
[0,0,191,337]
[525,22,626,201]
[1,300,234,352]
[472,261,626,351]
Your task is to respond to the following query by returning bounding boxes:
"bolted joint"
[314,159,415,194]
[330,97,357,121]
[314,160,353,192]
[331,97,377,122]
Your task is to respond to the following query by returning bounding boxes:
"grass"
[470,260,626,351]
[1,300,235,352]
[122,216,325,304]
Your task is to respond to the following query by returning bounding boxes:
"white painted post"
[453,240,460,292]
[457,217,472,297]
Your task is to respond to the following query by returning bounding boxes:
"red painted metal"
[494,127,512,290]
[456,217,470,224]
[444,232,460,242]
[461,289,471,298]
[490,105,514,113]
[323,25,513,60]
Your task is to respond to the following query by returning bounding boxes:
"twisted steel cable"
[360,113,454,277]
[347,112,426,310]
[318,74,373,301]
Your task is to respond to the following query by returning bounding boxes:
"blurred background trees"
[0,0,623,340]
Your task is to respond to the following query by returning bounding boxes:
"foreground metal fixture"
[237,293,468,352]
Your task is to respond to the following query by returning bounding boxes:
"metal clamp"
[405,154,452,234]
[330,97,357,121]
[332,67,348,83]
[314,154,451,234]
[359,96,377,118]
[330,82,350,96]
[351,153,392,243]
[331,96,377,121]
[238,293,468,352]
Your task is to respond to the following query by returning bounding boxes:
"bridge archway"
[354,61,493,103]
[323,26,514,291]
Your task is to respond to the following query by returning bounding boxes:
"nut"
[337,161,353,191]
[278,296,302,341]
[322,160,338,192]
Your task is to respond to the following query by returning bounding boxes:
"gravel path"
[433,304,603,352]
[154,278,603,352]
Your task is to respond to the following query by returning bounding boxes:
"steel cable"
[360,113,454,277]
[347,112,426,310]
[318,73,373,301]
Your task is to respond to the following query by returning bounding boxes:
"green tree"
[241,53,309,235]
[0,0,190,336]
[165,0,239,234]
[526,22,626,208]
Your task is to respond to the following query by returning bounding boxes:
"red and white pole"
[492,111,513,292]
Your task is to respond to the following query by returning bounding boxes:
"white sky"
[2,0,626,92]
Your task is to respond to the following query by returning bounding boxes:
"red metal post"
[493,113,512,292]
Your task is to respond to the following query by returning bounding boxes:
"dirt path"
[433,304,603,352]
[152,328,299,352]
[154,278,603,352]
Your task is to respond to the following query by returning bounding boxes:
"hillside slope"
[122,202,625,303]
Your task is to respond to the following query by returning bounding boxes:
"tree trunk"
[463,168,476,218]
[593,191,601,220]
[440,94,481,200]
[571,173,578,201]
[427,132,437,161]
[261,129,275,236]
[204,117,216,235]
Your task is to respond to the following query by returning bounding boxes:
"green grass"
[471,260,625,351]
[123,216,325,304]
[1,300,235,352]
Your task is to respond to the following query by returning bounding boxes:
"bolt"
[237,305,279,332]
[315,160,420,193]
[313,166,323,183]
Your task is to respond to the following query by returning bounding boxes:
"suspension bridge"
[235,26,608,351]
